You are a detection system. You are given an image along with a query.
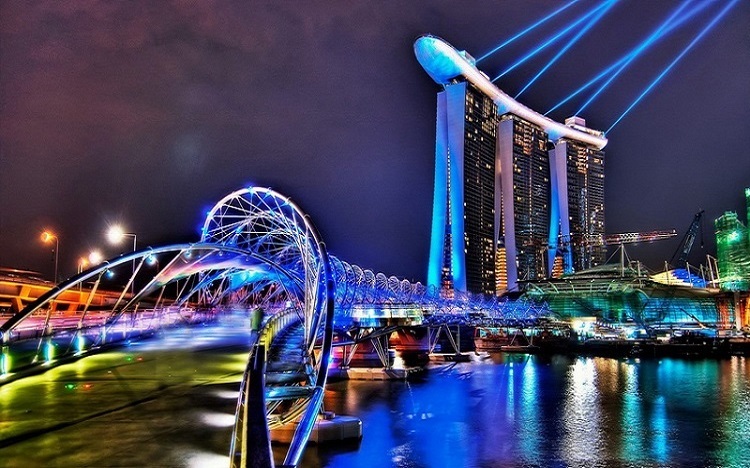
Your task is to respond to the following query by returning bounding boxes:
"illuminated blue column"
[427,93,449,289]
[427,83,468,293]
[497,119,518,291]
[551,141,573,273]
[547,144,560,277]
[446,84,467,292]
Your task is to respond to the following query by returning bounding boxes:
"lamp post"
[41,231,59,284]
[77,257,89,274]
[107,225,137,294]
[107,225,137,253]
[77,257,89,292]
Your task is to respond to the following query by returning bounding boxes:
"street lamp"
[106,224,137,294]
[40,231,59,284]
[89,250,104,265]
[77,257,89,274]
[77,257,89,292]
[107,225,137,252]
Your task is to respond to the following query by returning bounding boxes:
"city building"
[715,188,750,292]
[549,121,607,274]
[415,35,607,295]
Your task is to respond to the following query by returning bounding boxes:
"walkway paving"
[0,316,253,467]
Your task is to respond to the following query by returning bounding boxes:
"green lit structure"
[522,264,734,332]
[715,189,750,292]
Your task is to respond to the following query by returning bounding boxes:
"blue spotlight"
[515,0,618,99]
[607,0,740,134]
[546,57,624,115]
[491,1,613,82]
[575,0,692,115]
[545,0,712,116]
[477,1,579,63]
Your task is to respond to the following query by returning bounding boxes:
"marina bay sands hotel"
[415,35,609,295]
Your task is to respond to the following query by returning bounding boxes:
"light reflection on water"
[311,355,750,467]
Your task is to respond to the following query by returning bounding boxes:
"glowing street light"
[77,257,89,292]
[88,250,104,265]
[107,225,137,251]
[77,257,89,274]
[106,224,137,294]
[40,230,59,284]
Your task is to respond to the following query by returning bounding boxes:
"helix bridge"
[0,185,548,466]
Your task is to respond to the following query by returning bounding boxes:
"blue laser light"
[545,0,713,116]
[515,0,619,99]
[607,0,740,134]
[575,0,694,115]
[477,1,579,63]
[491,1,613,82]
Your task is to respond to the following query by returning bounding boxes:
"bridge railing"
[258,307,300,348]
[230,306,302,467]
[0,307,215,381]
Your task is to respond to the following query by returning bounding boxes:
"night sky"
[1,1,748,283]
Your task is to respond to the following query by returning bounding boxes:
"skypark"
[414,34,607,149]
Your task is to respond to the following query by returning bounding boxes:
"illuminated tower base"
[427,81,498,295]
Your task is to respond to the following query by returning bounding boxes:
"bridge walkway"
[0,319,251,467]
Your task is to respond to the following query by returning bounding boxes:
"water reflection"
[314,356,750,467]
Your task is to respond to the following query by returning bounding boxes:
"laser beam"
[477,1,579,63]
[491,1,612,82]
[545,0,713,116]
[607,0,740,134]
[575,0,693,115]
[516,0,619,99]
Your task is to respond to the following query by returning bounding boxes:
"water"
[305,354,750,467]
[2,323,749,467]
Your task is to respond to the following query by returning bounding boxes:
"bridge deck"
[0,319,251,466]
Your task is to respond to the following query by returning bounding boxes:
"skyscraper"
[415,35,607,295]
[549,117,606,275]
[428,79,499,295]
[496,115,551,287]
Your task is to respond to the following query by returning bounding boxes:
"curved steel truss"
[0,184,550,466]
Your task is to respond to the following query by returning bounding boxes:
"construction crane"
[553,230,677,277]
[669,210,704,269]
[581,229,678,247]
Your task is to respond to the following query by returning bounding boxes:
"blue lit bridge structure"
[0,186,545,467]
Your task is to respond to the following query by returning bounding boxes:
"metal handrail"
[229,308,302,468]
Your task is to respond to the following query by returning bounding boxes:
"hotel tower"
[415,35,608,295]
